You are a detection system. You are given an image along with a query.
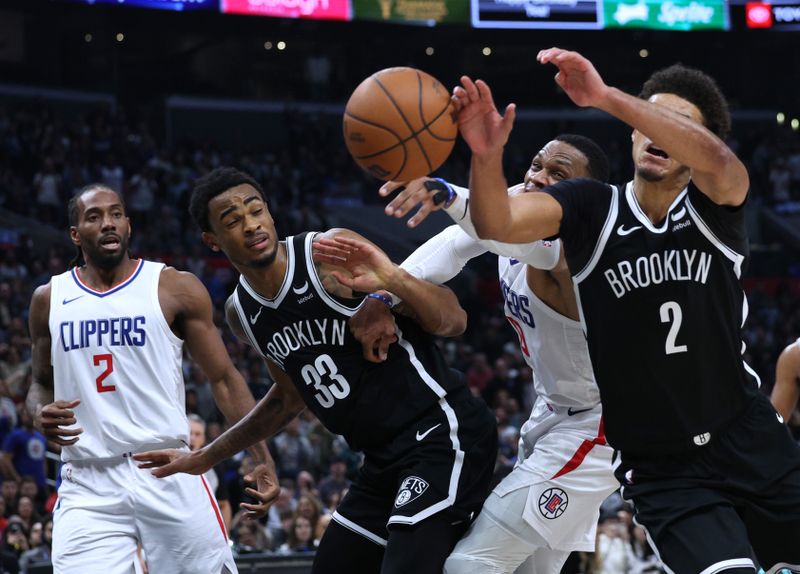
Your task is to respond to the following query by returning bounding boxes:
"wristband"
[367,292,394,308]
[425,178,456,208]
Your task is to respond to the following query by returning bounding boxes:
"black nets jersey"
[230,232,462,452]
[545,179,759,454]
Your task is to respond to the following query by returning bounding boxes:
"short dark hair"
[639,64,731,140]
[554,134,610,182]
[68,183,122,227]
[190,167,266,232]
[67,184,124,268]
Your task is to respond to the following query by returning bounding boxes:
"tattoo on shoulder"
[315,261,352,298]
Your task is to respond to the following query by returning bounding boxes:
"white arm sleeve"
[400,225,488,284]
[442,182,561,270]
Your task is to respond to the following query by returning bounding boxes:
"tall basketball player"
[454,49,800,573]
[27,184,278,574]
[133,167,498,574]
[361,135,620,574]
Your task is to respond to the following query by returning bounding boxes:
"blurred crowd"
[0,100,798,573]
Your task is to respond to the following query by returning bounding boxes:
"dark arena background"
[0,1,799,573]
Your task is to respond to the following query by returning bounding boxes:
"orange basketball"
[343,67,457,182]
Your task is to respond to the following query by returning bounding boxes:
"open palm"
[452,76,516,155]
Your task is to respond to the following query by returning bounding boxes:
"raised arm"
[27,283,83,447]
[772,342,800,423]
[312,228,467,336]
[452,76,564,243]
[537,47,748,206]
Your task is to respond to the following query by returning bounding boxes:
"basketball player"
[359,134,620,574]
[27,184,279,574]
[452,49,800,573]
[133,167,498,574]
[772,339,800,424]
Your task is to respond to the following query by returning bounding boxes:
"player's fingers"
[41,407,76,419]
[377,334,396,362]
[386,187,428,217]
[407,203,434,228]
[502,104,517,132]
[149,465,178,478]
[329,270,355,287]
[52,399,81,409]
[379,181,405,197]
[53,437,80,446]
[40,415,77,427]
[475,79,495,107]
[50,427,83,437]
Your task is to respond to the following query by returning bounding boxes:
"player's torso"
[498,257,598,409]
[233,232,459,451]
[49,260,187,461]
[574,182,757,451]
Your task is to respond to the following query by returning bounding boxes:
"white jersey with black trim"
[49,260,187,461]
[497,256,599,409]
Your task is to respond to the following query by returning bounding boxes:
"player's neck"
[237,242,288,300]
[78,256,138,292]
[632,176,689,224]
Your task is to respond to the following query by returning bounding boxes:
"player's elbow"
[434,307,467,338]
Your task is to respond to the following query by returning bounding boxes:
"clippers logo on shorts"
[538,487,569,519]
[394,476,428,508]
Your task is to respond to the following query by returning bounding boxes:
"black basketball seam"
[417,75,457,143]
[374,73,433,174]
[344,111,408,179]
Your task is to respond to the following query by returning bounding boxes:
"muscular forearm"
[469,150,513,241]
[386,268,466,337]
[204,388,303,466]
[26,381,53,419]
[600,87,733,175]
[211,377,273,465]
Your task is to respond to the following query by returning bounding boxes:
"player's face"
[523,141,591,192]
[203,184,279,269]
[632,93,704,183]
[70,188,131,271]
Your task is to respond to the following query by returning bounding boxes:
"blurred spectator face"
[70,188,131,272]
[18,496,33,520]
[329,460,346,480]
[43,520,53,545]
[296,496,318,521]
[297,471,314,492]
[29,522,43,547]
[5,523,26,550]
[189,419,206,451]
[207,421,223,442]
[293,516,312,545]
[237,524,257,548]
[2,480,18,502]
[19,480,37,501]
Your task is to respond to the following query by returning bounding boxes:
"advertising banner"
[221,0,351,20]
[353,0,469,24]
[471,0,603,29]
[603,0,729,30]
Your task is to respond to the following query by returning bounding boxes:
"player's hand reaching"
[312,236,399,294]
[380,178,450,227]
[240,463,281,519]
[537,48,611,108]
[36,399,83,446]
[349,296,397,362]
[452,76,516,156]
[133,448,211,478]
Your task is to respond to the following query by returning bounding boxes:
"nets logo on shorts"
[394,476,428,508]
[538,487,569,519]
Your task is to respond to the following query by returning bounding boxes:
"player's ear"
[69,226,81,247]
[201,231,221,252]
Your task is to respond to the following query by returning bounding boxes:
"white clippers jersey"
[49,260,187,461]
[498,256,599,409]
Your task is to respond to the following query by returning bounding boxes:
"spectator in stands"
[294,494,322,537]
[1,480,18,516]
[1,521,28,573]
[317,456,350,513]
[265,487,297,543]
[14,496,39,533]
[272,417,313,480]
[18,518,51,574]
[277,515,316,555]
[229,516,271,557]
[1,407,46,490]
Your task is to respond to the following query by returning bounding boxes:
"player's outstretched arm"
[772,343,800,423]
[27,283,83,447]
[538,47,748,206]
[312,229,467,336]
[134,361,305,478]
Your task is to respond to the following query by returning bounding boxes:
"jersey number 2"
[301,354,351,408]
[93,354,116,393]
[660,302,688,355]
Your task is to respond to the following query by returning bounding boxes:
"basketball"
[343,67,458,182]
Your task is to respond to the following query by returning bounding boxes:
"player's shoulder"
[157,266,212,306]
[29,281,52,314]
[778,340,800,365]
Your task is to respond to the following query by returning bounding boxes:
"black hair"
[67,183,124,268]
[639,64,731,140]
[189,167,267,232]
[553,134,610,182]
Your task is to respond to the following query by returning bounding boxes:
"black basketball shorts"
[616,393,800,573]
[332,386,498,547]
